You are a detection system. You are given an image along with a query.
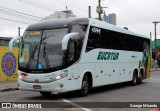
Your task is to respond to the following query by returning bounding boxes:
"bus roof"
[26,18,88,31]
[89,18,149,39]
[26,17,149,39]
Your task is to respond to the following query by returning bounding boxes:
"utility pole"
[150,32,152,67]
[88,6,91,18]
[18,27,20,36]
[96,0,107,20]
[153,21,160,63]
[65,6,71,18]
[150,32,152,50]
[98,0,101,20]
[66,6,68,18]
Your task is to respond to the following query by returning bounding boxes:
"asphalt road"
[0,70,160,111]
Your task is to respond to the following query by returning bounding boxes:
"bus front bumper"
[18,79,66,93]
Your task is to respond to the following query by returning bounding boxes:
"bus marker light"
[21,72,28,77]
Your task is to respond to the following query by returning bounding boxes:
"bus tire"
[40,91,51,97]
[137,71,143,84]
[130,71,137,86]
[79,74,90,96]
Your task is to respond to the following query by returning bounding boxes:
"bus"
[9,18,150,96]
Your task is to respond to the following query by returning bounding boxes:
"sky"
[0,0,160,40]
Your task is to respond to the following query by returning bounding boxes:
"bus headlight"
[55,73,68,80]
[18,72,28,80]
[55,75,61,80]
[18,75,23,80]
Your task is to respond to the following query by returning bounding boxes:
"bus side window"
[86,32,101,52]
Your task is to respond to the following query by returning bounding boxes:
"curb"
[151,68,160,72]
[0,88,19,92]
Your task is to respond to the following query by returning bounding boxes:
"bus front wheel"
[40,91,51,97]
[79,74,90,96]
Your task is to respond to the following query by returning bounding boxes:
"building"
[151,39,160,49]
[0,37,19,81]
[151,39,160,60]
[44,10,76,20]
[103,13,116,25]
[0,37,13,44]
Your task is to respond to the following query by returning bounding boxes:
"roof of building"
[0,37,13,41]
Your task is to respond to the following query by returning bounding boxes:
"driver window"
[67,39,75,63]
[71,24,87,60]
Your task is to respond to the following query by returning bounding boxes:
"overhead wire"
[114,0,151,22]
[18,0,55,12]
[0,27,15,31]
[0,5,42,23]
[120,0,152,22]
[0,27,17,31]
[108,0,151,22]
[0,17,30,24]
[18,0,88,16]
[0,10,40,21]
[108,0,137,18]
[54,0,88,13]
[0,6,42,19]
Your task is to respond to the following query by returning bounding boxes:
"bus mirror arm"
[62,32,79,50]
[9,36,22,52]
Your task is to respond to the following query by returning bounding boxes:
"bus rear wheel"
[79,74,90,96]
[137,72,143,84]
[40,91,51,97]
[130,71,137,86]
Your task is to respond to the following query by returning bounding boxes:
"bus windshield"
[19,28,68,72]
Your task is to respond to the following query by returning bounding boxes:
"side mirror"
[62,32,79,50]
[9,36,22,52]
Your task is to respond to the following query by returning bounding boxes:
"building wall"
[104,13,116,25]
[44,10,76,20]
[0,39,19,82]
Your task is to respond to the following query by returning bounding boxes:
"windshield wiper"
[41,41,50,69]
[26,43,38,69]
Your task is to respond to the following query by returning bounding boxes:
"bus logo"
[92,27,101,34]
[97,51,119,60]
[35,79,39,83]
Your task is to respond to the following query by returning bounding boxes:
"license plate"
[33,85,41,89]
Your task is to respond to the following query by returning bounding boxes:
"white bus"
[9,18,151,96]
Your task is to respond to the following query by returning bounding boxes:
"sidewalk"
[0,68,160,92]
[151,68,160,72]
[0,81,18,92]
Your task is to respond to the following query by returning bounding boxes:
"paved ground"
[0,69,160,111]
[0,81,17,89]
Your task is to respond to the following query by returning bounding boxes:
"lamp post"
[153,21,160,68]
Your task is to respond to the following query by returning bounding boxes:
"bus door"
[67,39,78,90]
